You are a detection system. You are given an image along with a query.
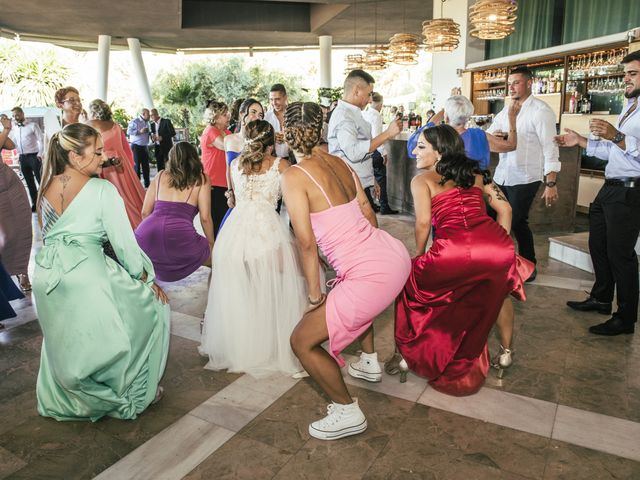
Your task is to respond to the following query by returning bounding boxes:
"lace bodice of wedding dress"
[231,157,282,209]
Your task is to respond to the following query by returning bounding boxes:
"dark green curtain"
[563,0,640,43]
[486,0,556,59]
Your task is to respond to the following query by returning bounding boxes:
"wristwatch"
[545,181,557,188]
[611,131,626,144]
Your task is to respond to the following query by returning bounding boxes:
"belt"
[605,177,640,188]
[19,152,38,157]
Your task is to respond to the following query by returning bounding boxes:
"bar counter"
[385,133,582,234]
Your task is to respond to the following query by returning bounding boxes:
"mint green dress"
[33,178,170,421]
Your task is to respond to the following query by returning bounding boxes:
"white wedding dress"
[199,157,307,377]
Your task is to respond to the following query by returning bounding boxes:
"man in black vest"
[149,109,176,172]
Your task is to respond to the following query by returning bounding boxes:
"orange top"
[200,126,230,187]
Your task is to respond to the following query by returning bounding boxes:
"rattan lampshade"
[363,45,390,70]
[345,54,365,73]
[422,18,460,52]
[469,0,518,40]
[389,33,422,66]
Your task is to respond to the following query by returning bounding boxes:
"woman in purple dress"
[135,142,214,282]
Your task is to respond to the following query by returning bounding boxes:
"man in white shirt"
[363,92,397,214]
[328,70,401,210]
[264,83,290,160]
[9,107,44,211]
[487,66,561,280]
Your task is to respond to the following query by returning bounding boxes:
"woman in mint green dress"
[33,124,170,421]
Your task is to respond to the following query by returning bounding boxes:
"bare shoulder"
[277,157,291,173]
[411,171,431,188]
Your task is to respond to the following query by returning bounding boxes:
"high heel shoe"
[16,274,31,292]
[491,345,512,379]
[398,358,409,383]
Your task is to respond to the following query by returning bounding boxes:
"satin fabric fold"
[395,187,533,396]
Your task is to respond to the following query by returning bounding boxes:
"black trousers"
[19,153,41,208]
[131,144,150,188]
[372,150,390,210]
[497,181,541,265]
[154,144,171,171]
[589,184,640,324]
[211,186,229,239]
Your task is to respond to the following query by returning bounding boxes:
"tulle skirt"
[199,200,307,377]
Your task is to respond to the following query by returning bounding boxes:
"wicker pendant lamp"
[389,0,422,66]
[423,0,460,52]
[469,0,518,40]
[363,2,389,71]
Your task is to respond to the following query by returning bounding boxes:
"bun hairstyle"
[203,101,229,126]
[37,123,100,215]
[238,119,275,174]
[88,99,113,121]
[283,102,323,156]
[422,124,491,188]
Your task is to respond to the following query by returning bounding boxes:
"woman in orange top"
[200,102,231,237]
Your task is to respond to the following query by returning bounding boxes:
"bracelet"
[308,293,326,305]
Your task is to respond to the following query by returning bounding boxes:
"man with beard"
[558,50,640,336]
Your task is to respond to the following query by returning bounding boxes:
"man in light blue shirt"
[558,50,640,336]
[328,69,401,210]
[127,108,151,187]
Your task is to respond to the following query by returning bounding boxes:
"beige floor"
[1,214,639,479]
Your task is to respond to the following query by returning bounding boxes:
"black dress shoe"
[380,208,399,215]
[525,268,537,283]
[566,297,612,315]
[589,316,635,336]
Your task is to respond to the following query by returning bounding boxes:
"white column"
[96,35,111,101]
[127,38,154,108]
[430,0,484,108]
[319,35,332,88]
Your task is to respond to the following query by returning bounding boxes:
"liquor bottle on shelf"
[415,114,422,129]
[569,91,577,114]
[548,76,556,94]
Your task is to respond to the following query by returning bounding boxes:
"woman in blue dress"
[221,98,264,228]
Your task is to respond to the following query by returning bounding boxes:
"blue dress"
[0,261,23,321]
[460,128,490,170]
[219,151,241,229]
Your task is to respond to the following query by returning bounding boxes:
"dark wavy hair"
[239,120,275,174]
[165,142,205,190]
[422,124,491,188]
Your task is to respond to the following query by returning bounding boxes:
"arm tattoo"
[484,193,492,205]
[491,183,507,202]
[59,174,71,212]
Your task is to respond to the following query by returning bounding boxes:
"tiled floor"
[1,214,640,479]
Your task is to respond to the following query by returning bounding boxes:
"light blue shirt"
[586,98,640,179]
[127,116,150,146]
[328,100,374,187]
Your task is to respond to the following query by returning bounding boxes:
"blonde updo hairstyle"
[88,98,113,121]
[37,123,100,216]
[283,102,323,156]
[203,101,229,126]
[238,119,275,174]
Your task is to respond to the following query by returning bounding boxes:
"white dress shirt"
[264,110,289,158]
[8,120,44,157]
[488,95,561,185]
[586,98,640,179]
[328,100,374,187]
[362,107,386,156]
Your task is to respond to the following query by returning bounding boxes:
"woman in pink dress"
[87,99,145,229]
[282,102,411,441]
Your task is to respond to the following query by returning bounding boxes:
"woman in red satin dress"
[394,125,533,396]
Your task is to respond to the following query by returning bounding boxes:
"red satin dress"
[395,186,534,396]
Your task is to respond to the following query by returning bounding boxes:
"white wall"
[430,0,485,109]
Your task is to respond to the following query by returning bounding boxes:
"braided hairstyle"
[422,124,492,188]
[238,119,275,174]
[283,102,323,156]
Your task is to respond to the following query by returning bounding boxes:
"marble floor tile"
[94,414,235,480]
[189,382,280,432]
[0,445,27,479]
[418,386,557,438]
[533,274,594,292]
[552,405,640,462]
[170,310,202,343]
[183,434,293,480]
[230,371,299,400]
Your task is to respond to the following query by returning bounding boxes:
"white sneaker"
[348,352,382,383]
[309,399,367,440]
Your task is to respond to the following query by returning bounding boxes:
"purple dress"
[135,173,210,282]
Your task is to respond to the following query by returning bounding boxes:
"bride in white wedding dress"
[199,119,307,377]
